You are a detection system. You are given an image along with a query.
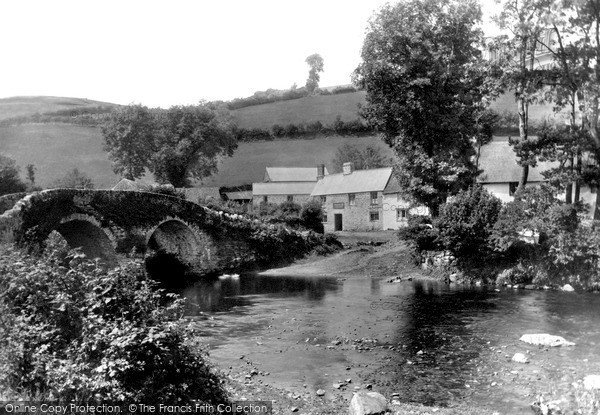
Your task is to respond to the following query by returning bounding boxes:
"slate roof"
[311,167,393,196]
[383,175,402,194]
[477,141,556,183]
[253,182,316,196]
[180,187,222,202]
[265,167,328,182]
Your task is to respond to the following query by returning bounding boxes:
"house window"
[263,196,268,203]
[287,195,294,202]
[320,195,326,203]
[323,213,328,222]
[509,182,519,196]
[371,192,378,205]
[349,193,356,206]
[396,208,407,221]
[370,211,380,221]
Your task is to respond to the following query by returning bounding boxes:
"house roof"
[265,167,328,182]
[253,182,316,196]
[477,141,556,183]
[311,167,393,196]
[383,175,402,194]
[225,190,253,200]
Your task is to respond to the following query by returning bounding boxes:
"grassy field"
[202,135,394,186]
[231,91,368,129]
[0,96,119,121]
[0,124,120,189]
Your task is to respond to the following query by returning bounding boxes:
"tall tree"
[102,104,157,180]
[0,155,26,196]
[354,0,493,216]
[494,0,548,191]
[151,104,237,187]
[305,53,324,93]
[102,103,237,188]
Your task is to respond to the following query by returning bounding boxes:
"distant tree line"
[226,85,360,111]
[234,115,373,142]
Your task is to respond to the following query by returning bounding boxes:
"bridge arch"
[53,213,118,266]
[145,218,202,267]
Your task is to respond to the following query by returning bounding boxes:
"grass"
[0,96,119,121]
[231,91,368,129]
[201,135,394,187]
[0,124,120,189]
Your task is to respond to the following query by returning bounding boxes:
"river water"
[179,273,600,414]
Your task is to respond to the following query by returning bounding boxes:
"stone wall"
[322,191,383,232]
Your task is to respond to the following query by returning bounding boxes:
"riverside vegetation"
[400,184,600,290]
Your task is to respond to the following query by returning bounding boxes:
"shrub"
[398,215,439,261]
[0,244,228,404]
[278,201,302,216]
[435,186,502,259]
[300,199,324,233]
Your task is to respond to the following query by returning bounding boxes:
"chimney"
[317,164,325,181]
[343,162,353,175]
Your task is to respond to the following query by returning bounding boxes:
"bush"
[435,186,502,259]
[0,244,228,404]
[398,215,439,261]
[278,201,302,216]
[300,199,324,233]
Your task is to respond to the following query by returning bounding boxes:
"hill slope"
[0,96,120,121]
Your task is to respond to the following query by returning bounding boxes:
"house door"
[334,214,343,231]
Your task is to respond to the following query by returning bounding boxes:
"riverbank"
[197,233,499,414]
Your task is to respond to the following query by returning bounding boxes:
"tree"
[151,104,237,187]
[26,164,36,186]
[331,143,390,172]
[354,0,493,216]
[494,0,548,191]
[101,105,157,180]
[102,103,237,188]
[305,53,324,93]
[52,168,94,189]
[0,155,26,196]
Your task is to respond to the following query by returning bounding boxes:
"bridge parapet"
[0,189,334,279]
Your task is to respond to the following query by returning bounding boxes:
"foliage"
[398,215,439,262]
[102,103,237,187]
[331,143,390,172]
[305,53,324,93]
[0,244,228,404]
[354,0,495,215]
[51,168,94,189]
[0,154,27,196]
[300,199,324,234]
[435,186,503,259]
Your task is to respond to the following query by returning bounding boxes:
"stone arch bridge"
[0,189,324,279]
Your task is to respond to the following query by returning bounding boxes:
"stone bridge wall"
[0,189,331,278]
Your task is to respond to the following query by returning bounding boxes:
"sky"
[0,0,501,108]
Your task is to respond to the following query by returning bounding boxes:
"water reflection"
[179,273,340,314]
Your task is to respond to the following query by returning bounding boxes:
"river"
[179,273,600,414]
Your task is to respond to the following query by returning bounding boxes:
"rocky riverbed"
[183,233,600,415]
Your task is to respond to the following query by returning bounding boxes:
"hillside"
[0,96,120,121]
[231,91,367,129]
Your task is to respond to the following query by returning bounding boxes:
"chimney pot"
[343,162,354,175]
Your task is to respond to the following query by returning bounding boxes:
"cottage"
[252,166,328,206]
[311,163,414,232]
[478,141,597,215]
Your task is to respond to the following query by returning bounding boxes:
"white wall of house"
[482,183,514,204]
[382,193,410,230]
